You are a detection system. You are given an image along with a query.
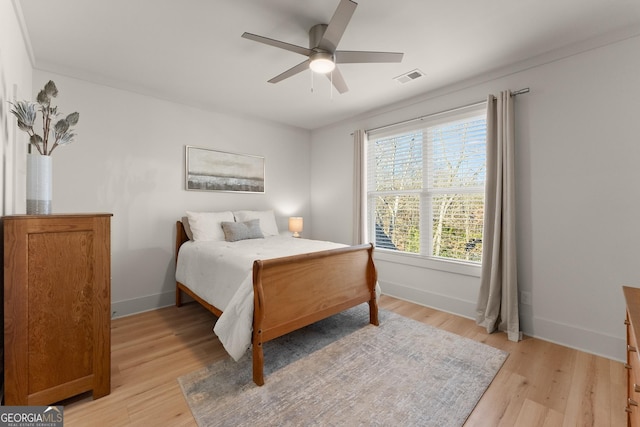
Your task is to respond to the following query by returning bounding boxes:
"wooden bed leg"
[252,332,265,386]
[176,285,182,307]
[369,298,379,326]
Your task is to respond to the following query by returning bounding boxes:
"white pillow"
[181,216,194,240]
[185,211,234,241]
[233,210,279,236]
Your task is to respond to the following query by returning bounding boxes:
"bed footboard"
[175,220,378,386]
[251,243,378,385]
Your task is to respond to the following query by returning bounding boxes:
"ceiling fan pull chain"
[310,69,314,93]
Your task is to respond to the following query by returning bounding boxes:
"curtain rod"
[363,87,529,135]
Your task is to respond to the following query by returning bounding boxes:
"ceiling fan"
[241,0,404,94]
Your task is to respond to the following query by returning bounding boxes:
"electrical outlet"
[520,291,532,305]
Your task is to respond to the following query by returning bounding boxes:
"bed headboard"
[175,220,189,265]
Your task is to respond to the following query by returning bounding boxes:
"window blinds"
[367,104,487,262]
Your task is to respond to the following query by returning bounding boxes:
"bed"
[174,210,379,386]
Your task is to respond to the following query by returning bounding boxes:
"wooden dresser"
[2,213,112,405]
[624,286,640,425]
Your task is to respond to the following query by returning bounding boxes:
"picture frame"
[185,146,265,193]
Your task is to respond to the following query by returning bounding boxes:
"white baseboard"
[380,280,625,362]
[111,291,176,318]
[529,316,625,362]
[381,281,477,319]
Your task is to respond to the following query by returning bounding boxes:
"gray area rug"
[178,305,508,427]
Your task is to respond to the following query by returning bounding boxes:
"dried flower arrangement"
[9,80,79,155]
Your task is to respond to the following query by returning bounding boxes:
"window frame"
[366,103,487,268]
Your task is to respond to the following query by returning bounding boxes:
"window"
[367,105,486,263]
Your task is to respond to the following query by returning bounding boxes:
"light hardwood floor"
[59,295,626,426]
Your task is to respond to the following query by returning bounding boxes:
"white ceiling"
[16,0,640,130]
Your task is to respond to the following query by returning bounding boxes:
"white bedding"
[175,235,350,361]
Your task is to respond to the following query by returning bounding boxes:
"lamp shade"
[289,217,303,237]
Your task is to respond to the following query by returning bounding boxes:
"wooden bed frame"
[174,220,379,386]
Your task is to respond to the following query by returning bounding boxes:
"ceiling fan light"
[309,53,335,74]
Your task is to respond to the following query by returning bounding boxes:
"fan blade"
[335,50,404,64]
[268,59,311,84]
[326,66,349,94]
[317,0,357,52]
[242,32,313,57]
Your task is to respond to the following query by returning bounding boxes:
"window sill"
[373,248,482,278]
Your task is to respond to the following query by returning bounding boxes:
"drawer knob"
[626,363,633,370]
[627,407,633,414]
[626,319,631,325]
[629,345,638,352]
[630,398,639,407]
[635,384,640,393]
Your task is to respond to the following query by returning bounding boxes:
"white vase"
[26,154,52,214]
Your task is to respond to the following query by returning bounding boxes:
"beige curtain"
[352,129,367,245]
[476,91,521,342]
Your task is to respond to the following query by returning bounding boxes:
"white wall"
[31,71,312,317]
[6,0,639,360]
[1,1,32,215]
[310,31,640,361]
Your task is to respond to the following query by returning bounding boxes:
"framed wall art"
[185,146,265,193]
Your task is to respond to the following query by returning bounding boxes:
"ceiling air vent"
[394,69,424,84]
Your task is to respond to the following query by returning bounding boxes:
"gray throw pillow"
[221,219,264,242]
